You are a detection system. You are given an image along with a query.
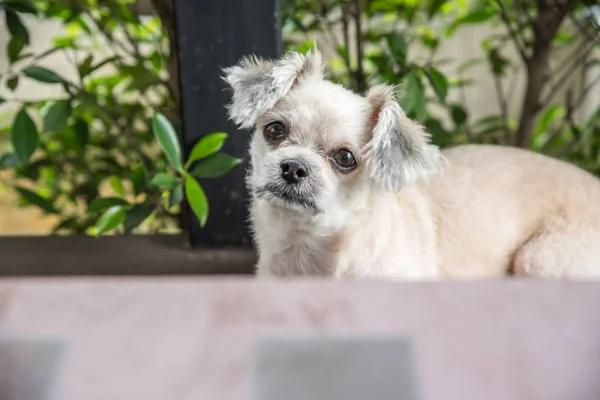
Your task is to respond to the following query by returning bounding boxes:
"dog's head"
[222,49,442,220]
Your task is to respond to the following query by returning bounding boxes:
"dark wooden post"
[173,0,282,247]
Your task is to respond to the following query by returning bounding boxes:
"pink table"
[0,278,599,400]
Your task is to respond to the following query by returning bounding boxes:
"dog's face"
[223,50,442,221]
[248,78,371,218]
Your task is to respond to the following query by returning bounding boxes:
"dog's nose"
[280,158,309,184]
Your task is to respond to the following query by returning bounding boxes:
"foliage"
[0,0,599,236]
[0,0,240,235]
[90,111,240,235]
[282,0,600,173]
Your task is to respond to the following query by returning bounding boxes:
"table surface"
[0,277,599,400]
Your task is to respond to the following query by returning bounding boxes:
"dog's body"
[223,49,600,279]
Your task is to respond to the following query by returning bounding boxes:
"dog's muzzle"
[255,176,321,215]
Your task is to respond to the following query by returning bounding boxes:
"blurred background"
[0,0,598,236]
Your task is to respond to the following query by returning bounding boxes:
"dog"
[222,48,600,279]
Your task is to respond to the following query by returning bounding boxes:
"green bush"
[0,0,241,235]
[283,0,600,168]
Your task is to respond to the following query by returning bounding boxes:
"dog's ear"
[363,84,443,191]
[222,49,324,130]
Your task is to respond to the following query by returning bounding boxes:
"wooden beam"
[0,235,255,276]
[173,0,282,247]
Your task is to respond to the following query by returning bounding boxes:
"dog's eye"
[264,122,286,141]
[333,149,357,171]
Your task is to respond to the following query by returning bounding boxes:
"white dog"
[222,49,600,279]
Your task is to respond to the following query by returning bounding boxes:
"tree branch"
[513,0,576,147]
[541,38,594,107]
[494,0,529,62]
[492,72,511,142]
[352,0,366,93]
[316,6,352,78]
[340,2,352,71]
[571,71,600,113]
[552,37,594,78]
[514,0,536,27]
[507,65,520,106]
[569,13,600,46]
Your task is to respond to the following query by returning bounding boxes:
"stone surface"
[256,334,420,400]
[0,339,65,400]
[0,278,599,400]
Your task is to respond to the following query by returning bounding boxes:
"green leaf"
[77,54,94,77]
[336,45,349,63]
[149,51,162,71]
[14,186,57,214]
[450,104,468,127]
[369,0,407,14]
[5,9,29,45]
[424,66,448,103]
[121,65,162,92]
[74,15,93,34]
[152,111,182,171]
[169,183,183,208]
[11,108,39,165]
[7,35,26,63]
[150,172,178,190]
[425,117,449,147]
[473,115,507,135]
[81,56,119,78]
[417,26,439,49]
[185,132,228,168]
[0,96,5,106]
[459,9,494,24]
[4,0,38,15]
[445,10,494,36]
[486,48,510,76]
[458,58,484,74]
[123,204,153,233]
[109,175,125,196]
[427,0,448,18]
[43,100,71,133]
[74,118,89,149]
[88,197,129,213]
[95,205,126,235]
[296,39,317,55]
[185,175,209,227]
[126,73,162,92]
[386,33,408,60]
[54,37,75,49]
[22,66,66,84]
[532,105,566,148]
[535,105,566,136]
[131,163,147,196]
[190,153,242,179]
[7,76,19,91]
[401,72,427,121]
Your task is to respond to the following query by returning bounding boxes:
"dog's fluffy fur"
[223,49,600,279]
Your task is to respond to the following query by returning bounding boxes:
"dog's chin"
[255,184,321,216]
[265,195,315,215]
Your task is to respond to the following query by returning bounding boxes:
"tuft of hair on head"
[221,48,324,130]
[363,84,444,192]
